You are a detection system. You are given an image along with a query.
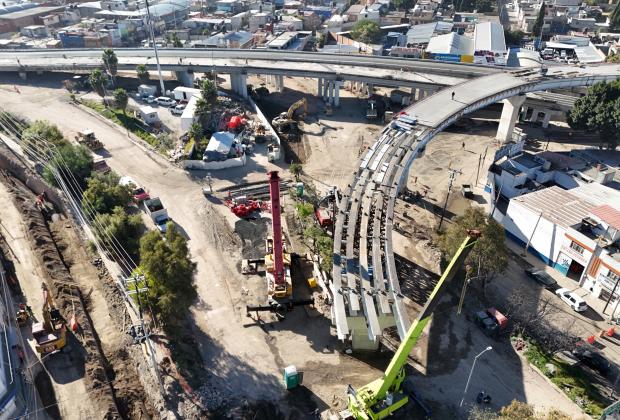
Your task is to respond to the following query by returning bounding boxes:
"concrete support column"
[230,73,248,99]
[367,83,374,95]
[541,111,552,128]
[175,70,195,87]
[334,81,341,107]
[318,78,324,97]
[18,71,26,80]
[496,95,526,143]
[271,75,283,93]
[323,81,329,101]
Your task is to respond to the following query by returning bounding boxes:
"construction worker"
[451,91,455,100]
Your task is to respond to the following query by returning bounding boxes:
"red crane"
[267,171,287,298]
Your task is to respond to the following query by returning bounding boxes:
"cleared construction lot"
[0,73,596,418]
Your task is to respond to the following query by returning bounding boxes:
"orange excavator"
[32,283,66,355]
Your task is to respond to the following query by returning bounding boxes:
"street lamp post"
[143,0,166,95]
[459,346,493,407]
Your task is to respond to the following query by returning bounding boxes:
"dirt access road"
[0,74,387,413]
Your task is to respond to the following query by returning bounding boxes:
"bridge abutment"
[496,95,526,143]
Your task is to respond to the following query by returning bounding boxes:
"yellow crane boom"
[347,230,481,420]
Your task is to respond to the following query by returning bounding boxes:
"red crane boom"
[268,171,285,289]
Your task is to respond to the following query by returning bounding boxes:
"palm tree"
[113,88,129,114]
[102,49,118,79]
[89,69,107,105]
[136,64,150,84]
[200,79,217,106]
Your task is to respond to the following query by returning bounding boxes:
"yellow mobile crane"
[346,230,481,419]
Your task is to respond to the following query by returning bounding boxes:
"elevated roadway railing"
[0,48,502,89]
[332,64,620,349]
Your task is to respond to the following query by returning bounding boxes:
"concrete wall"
[181,153,246,170]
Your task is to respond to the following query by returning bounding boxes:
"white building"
[473,21,507,66]
[501,184,620,314]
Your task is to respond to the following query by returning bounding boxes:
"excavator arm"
[287,98,307,120]
[347,230,481,420]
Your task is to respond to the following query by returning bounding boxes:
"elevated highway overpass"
[331,64,620,349]
[0,48,502,104]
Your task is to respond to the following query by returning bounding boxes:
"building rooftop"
[591,205,620,230]
[426,32,473,55]
[513,186,595,228]
[474,21,506,52]
[406,21,453,45]
[0,5,63,20]
[569,183,620,206]
[513,151,544,169]
[537,151,583,170]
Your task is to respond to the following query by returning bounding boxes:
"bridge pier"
[317,78,324,97]
[230,73,248,99]
[274,75,284,92]
[496,95,526,143]
[18,71,26,80]
[175,70,194,88]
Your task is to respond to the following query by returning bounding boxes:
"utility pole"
[437,168,462,232]
[604,276,620,315]
[475,154,482,186]
[144,0,165,95]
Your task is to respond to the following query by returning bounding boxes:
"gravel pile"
[235,217,270,259]
[194,383,226,411]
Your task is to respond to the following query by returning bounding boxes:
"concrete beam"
[496,95,526,143]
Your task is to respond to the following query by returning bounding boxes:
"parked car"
[525,268,559,291]
[572,342,612,376]
[119,176,150,203]
[555,288,588,312]
[170,104,186,115]
[156,97,177,107]
[461,184,473,199]
[145,95,156,104]
[474,307,508,338]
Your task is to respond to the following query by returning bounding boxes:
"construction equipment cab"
[33,283,67,355]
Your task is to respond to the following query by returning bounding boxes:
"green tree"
[610,1,620,31]
[102,48,118,80]
[43,144,93,188]
[171,33,183,48]
[474,0,493,12]
[94,206,144,261]
[82,172,132,216]
[136,64,150,84]
[89,69,107,103]
[289,163,302,181]
[113,88,129,114]
[606,52,620,63]
[304,225,333,273]
[296,202,314,220]
[568,80,620,150]
[504,29,525,46]
[439,207,508,294]
[532,2,546,37]
[139,225,197,326]
[22,120,67,154]
[200,79,218,106]
[350,20,382,44]
[188,122,203,141]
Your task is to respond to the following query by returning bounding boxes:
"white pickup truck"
[144,197,171,233]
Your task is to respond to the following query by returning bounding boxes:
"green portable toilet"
[296,182,304,197]
[283,365,299,390]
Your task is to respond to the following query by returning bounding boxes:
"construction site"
[0,61,617,420]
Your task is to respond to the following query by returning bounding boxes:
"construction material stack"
[265,171,292,300]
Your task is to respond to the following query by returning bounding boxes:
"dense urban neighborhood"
[0,0,618,418]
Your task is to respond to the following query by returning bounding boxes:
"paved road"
[0,48,503,88]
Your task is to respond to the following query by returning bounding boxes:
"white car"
[145,95,156,104]
[156,97,177,107]
[555,288,588,312]
[170,104,186,115]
